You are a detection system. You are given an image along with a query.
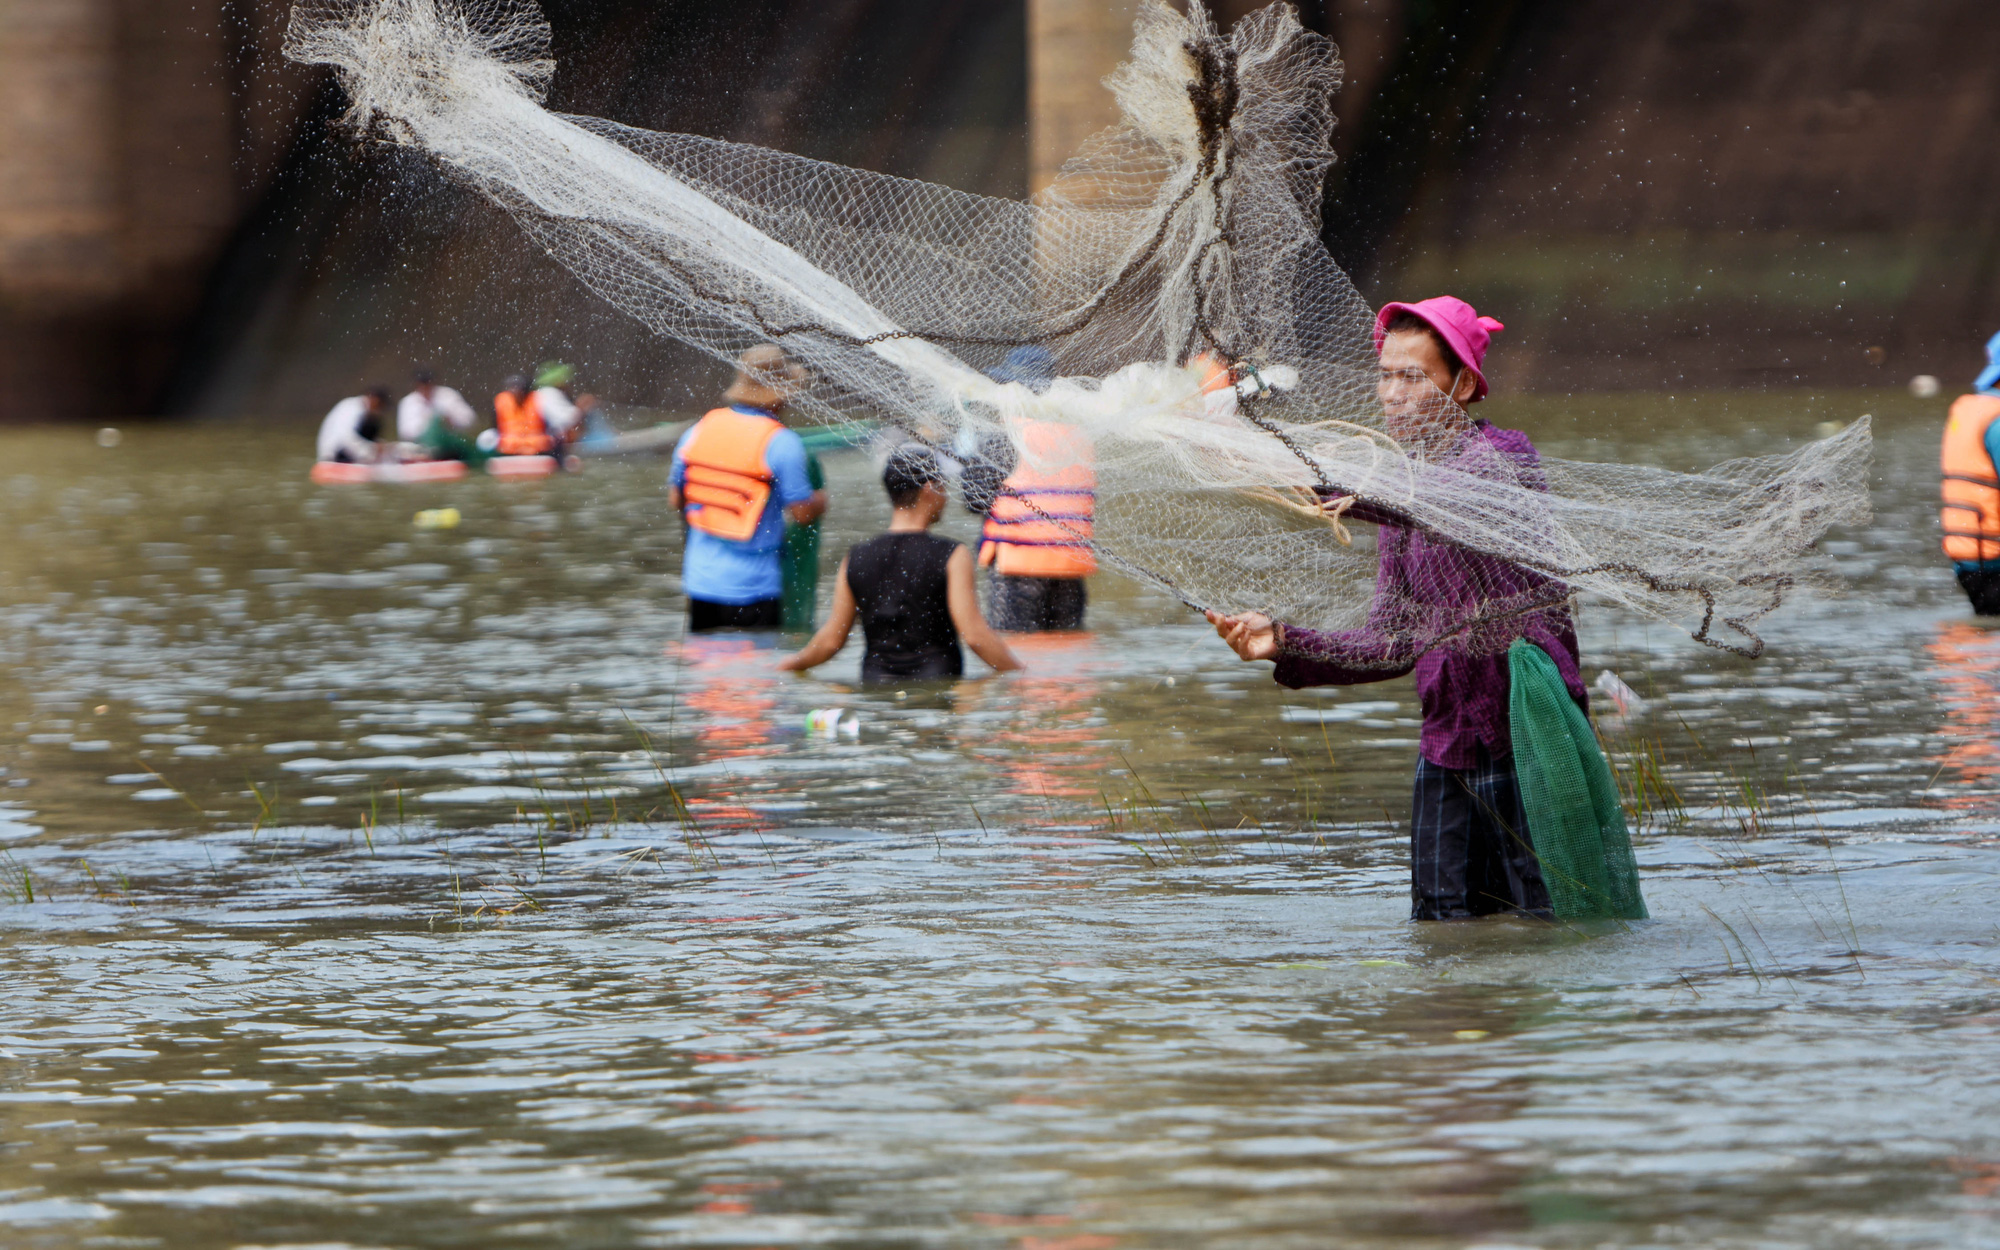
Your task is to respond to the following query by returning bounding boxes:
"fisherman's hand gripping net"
[286,0,1874,661]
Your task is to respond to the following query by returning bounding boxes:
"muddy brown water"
[3,391,1998,1249]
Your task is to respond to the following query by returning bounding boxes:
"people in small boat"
[397,367,480,461]
[781,444,1020,682]
[973,346,1095,632]
[315,386,391,464]
[669,346,828,631]
[492,374,537,454]
[1941,330,2000,615]
[492,364,592,459]
[528,361,594,459]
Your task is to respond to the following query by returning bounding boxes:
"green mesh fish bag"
[1508,639,1648,920]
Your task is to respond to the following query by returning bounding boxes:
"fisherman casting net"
[285,0,1873,661]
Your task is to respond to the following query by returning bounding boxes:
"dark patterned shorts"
[1410,748,1551,921]
[987,574,1087,632]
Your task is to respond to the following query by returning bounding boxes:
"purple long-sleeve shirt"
[1272,420,1587,770]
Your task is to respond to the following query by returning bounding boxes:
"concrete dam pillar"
[0,0,124,306]
[0,0,243,420]
[1026,0,1145,196]
[0,0,126,417]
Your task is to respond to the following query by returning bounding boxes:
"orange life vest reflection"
[1927,620,2000,810]
[672,635,784,827]
[960,632,1109,810]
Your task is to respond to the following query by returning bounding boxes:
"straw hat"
[723,345,807,411]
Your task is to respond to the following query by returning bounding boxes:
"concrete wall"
[1024,0,2000,389]
[1026,0,1142,196]
[0,0,312,420]
[174,0,1029,420]
[3,0,1997,417]
[1352,0,2000,388]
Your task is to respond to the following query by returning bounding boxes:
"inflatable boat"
[487,455,578,478]
[311,459,469,485]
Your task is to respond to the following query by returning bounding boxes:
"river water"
[3,391,1997,1249]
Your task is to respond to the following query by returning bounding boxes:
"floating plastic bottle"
[805,708,860,737]
[414,507,462,529]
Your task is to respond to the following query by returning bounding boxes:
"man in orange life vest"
[494,363,591,460]
[973,346,1095,631]
[492,374,540,454]
[1942,330,2000,615]
[667,347,827,631]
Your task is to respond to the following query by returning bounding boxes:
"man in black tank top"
[780,446,1021,683]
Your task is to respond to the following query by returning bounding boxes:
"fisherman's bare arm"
[946,546,1021,673]
[787,489,828,525]
[1208,609,1413,686]
[779,558,857,671]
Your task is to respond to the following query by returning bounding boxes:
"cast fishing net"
[284,0,1873,661]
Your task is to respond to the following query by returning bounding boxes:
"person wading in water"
[1940,330,2000,615]
[972,346,1096,632]
[780,444,1020,682]
[1207,297,1587,922]
[669,347,828,631]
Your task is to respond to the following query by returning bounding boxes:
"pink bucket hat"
[1373,296,1506,402]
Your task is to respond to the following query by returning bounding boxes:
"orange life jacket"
[980,420,1096,578]
[1191,351,1235,394]
[495,390,550,456]
[1942,393,2000,563]
[681,407,784,542]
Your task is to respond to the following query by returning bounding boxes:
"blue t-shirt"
[672,407,815,604]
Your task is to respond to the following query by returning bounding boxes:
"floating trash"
[415,507,461,530]
[1910,374,1941,399]
[1595,669,1645,717]
[95,427,121,448]
[805,708,859,738]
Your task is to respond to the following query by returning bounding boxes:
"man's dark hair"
[1383,310,1464,376]
[882,444,942,508]
[502,373,529,395]
[413,366,435,385]
[365,385,393,406]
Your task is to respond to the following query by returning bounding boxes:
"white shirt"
[316,396,380,462]
[532,386,581,435]
[397,385,478,440]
